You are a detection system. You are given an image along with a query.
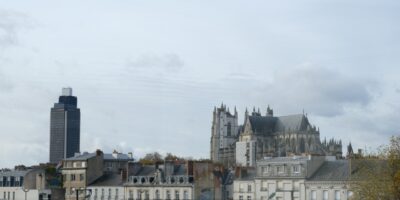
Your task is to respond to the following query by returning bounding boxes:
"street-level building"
[125,162,194,200]
[233,156,354,200]
[0,168,52,200]
[62,150,104,200]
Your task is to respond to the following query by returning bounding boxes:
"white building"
[0,169,51,200]
[125,164,193,200]
[233,156,354,200]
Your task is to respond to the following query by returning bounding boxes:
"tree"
[139,152,164,165]
[350,136,400,200]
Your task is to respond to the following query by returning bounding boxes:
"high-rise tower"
[49,87,81,163]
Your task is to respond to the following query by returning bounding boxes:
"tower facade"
[210,104,239,167]
[49,88,81,164]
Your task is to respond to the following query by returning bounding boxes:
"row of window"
[0,176,24,187]
[128,189,189,200]
[261,165,301,174]
[63,173,85,182]
[64,161,87,168]
[238,195,251,200]
[310,190,353,200]
[3,191,15,200]
[92,188,120,200]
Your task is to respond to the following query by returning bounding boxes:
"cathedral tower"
[210,103,239,166]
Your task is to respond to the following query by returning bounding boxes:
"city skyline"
[1,0,400,168]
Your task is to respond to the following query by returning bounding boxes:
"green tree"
[139,152,164,165]
[350,136,400,200]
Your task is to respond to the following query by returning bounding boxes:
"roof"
[64,153,97,161]
[89,173,124,187]
[259,156,310,163]
[0,170,30,177]
[309,160,350,181]
[246,114,308,135]
[275,114,306,132]
[104,153,133,161]
[248,116,276,134]
[135,166,156,176]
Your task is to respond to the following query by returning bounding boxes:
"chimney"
[128,152,133,159]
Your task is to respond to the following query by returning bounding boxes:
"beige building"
[62,150,104,200]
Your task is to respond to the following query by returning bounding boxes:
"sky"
[0,0,400,168]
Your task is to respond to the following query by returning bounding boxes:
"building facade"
[50,87,81,164]
[0,168,54,200]
[233,156,354,200]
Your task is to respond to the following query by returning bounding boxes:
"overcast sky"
[1,0,399,168]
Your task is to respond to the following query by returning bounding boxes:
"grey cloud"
[126,53,184,73]
[0,10,30,50]
[258,67,374,117]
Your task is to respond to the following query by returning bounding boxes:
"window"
[323,190,328,200]
[335,190,340,200]
[261,181,268,191]
[183,191,188,200]
[277,166,284,173]
[175,190,179,200]
[247,185,252,192]
[137,191,142,200]
[115,188,119,198]
[12,192,15,200]
[239,183,245,192]
[227,123,232,136]
[247,196,251,200]
[155,190,160,200]
[71,174,76,181]
[262,166,269,174]
[129,190,133,199]
[239,195,243,200]
[80,174,84,181]
[293,165,300,173]
[347,191,353,198]
[166,190,171,200]
[145,191,149,200]
[310,190,316,200]
[108,188,112,198]
[101,188,105,198]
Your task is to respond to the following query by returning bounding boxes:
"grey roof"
[89,173,123,187]
[246,114,308,135]
[104,153,133,161]
[135,166,156,176]
[64,153,97,161]
[309,160,350,181]
[173,165,187,175]
[258,156,310,164]
[248,116,277,134]
[0,170,30,177]
[275,114,306,132]
[64,152,133,161]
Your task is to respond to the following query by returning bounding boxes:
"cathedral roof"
[275,114,307,132]
[246,114,308,135]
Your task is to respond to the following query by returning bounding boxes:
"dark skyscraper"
[49,88,81,164]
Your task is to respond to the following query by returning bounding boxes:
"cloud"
[126,53,184,73]
[0,9,30,50]
[259,66,375,117]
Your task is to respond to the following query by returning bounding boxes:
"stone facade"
[210,104,240,167]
